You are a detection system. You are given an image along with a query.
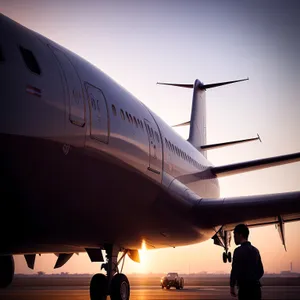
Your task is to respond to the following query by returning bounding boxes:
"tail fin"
[157,78,248,158]
[188,79,207,157]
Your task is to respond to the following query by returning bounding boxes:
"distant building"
[280,271,300,277]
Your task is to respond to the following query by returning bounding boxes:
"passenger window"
[0,46,4,62]
[120,109,125,120]
[19,46,41,75]
[145,123,150,135]
[147,125,151,136]
[112,105,117,116]
[155,132,160,143]
[133,116,138,127]
[129,114,133,123]
[126,112,130,122]
[150,128,154,138]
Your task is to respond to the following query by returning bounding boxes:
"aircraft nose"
[0,15,66,139]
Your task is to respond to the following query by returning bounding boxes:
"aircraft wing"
[193,191,300,231]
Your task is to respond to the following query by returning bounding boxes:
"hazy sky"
[1,0,300,275]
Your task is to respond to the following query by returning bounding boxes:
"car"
[161,272,184,289]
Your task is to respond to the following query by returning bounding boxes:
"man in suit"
[230,224,264,300]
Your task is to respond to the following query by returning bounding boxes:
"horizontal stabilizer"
[157,78,249,90]
[201,134,261,150]
[177,151,300,184]
[156,82,194,89]
[211,151,300,177]
[172,120,190,128]
[201,78,249,90]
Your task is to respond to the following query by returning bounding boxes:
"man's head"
[233,224,249,245]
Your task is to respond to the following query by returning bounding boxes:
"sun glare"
[137,240,148,271]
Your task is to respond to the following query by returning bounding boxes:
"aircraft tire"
[110,273,130,300]
[227,252,232,263]
[0,255,14,288]
[222,252,228,263]
[89,273,107,300]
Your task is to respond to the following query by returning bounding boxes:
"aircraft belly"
[0,134,167,253]
[1,133,215,254]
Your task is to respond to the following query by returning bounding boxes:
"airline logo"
[26,85,42,97]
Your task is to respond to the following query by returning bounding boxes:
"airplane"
[1,12,300,300]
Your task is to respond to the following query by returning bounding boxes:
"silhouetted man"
[230,224,264,300]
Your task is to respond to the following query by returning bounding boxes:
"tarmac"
[1,284,300,300]
[0,276,299,300]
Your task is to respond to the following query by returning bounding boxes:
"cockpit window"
[19,46,41,75]
[0,46,4,62]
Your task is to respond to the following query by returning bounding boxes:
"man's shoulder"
[233,245,242,256]
[249,243,260,252]
[234,242,260,254]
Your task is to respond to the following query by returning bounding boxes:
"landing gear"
[111,273,130,300]
[212,228,232,264]
[0,255,14,288]
[89,245,130,300]
[90,273,107,300]
[227,251,232,263]
[222,251,232,263]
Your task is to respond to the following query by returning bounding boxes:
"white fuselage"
[0,14,220,254]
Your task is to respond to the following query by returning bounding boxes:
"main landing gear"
[212,229,232,263]
[222,250,232,263]
[89,244,130,300]
[0,255,15,288]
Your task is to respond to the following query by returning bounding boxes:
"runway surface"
[1,285,300,300]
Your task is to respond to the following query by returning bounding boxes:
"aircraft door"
[49,46,85,127]
[85,83,109,144]
[144,119,162,174]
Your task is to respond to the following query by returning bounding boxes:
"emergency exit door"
[85,83,109,144]
[49,46,85,127]
[144,119,162,174]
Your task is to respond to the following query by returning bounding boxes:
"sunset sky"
[1,0,300,275]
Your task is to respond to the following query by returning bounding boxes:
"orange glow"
[137,240,148,270]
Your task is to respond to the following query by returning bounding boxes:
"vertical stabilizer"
[157,78,248,159]
[188,79,207,157]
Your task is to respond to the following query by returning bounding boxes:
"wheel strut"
[90,245,130,300]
